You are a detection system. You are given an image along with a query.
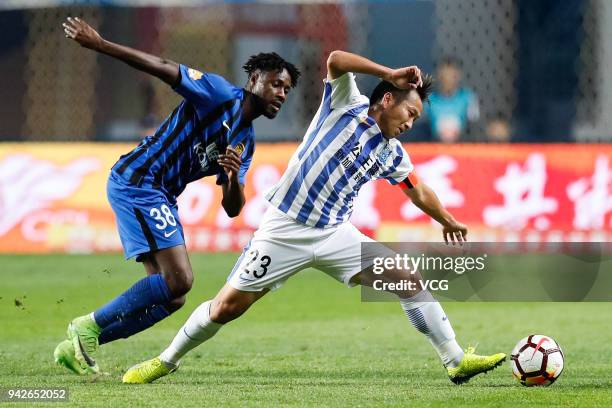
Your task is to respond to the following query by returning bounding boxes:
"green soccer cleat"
[54,340,87,375]
[66,314,101,374]
[122,357,177,384]
[447,346,506,385]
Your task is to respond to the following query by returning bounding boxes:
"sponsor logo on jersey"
[193,142,219,171]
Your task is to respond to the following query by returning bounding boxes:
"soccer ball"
[511,334,564,386]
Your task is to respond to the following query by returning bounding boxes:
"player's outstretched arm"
[326,50,423,89]
[62,17,179,86]
[403,182,468,244]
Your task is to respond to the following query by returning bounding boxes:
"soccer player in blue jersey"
[54,17,300,375]
[124,50,505,385]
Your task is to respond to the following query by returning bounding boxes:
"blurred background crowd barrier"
[0,0,610,253]
[1,0,611,143]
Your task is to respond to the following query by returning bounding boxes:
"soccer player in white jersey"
[123,51,506,385]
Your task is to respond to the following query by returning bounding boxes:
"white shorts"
[227,206,377,292]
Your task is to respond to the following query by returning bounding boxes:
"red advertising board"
[0,143,610,254]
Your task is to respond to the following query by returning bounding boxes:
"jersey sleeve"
[237,155,253,185]
[173,65,235,111]
[326,73,368,109]
[383,144,418,187]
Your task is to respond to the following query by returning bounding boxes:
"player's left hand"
[388,66,423,90]
[62,17,104,50]
[218,146,242,181]
[443,220,468,245]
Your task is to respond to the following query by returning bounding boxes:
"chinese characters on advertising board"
[0,143,610,254]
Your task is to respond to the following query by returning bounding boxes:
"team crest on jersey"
[188,68,203,80]
[376,144,393,164]
[234,143,245,155]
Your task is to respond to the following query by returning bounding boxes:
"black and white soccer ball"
[511,334,564,386]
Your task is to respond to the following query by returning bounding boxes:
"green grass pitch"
[1,254,611,407]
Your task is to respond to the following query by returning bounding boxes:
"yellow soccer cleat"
[122,357,177,384]
[447,346,506,385]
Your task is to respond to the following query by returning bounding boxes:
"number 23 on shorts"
[242,249,272,279]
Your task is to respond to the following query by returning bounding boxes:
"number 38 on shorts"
[149,204,177,230]
[141,202,183,250]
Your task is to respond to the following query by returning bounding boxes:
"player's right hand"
[218,146,242,182]
[442,220,468,246]
[387,66,423,90]
[62,17,104,50]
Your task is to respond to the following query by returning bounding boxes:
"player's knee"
[209,300,247,324]
[173,273,193,296]
[165,295,187,313]
[163,267,193,297]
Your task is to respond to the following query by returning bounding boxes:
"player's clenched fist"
[386,66,423,90]
[62,17,104,50]
[218,146,242,180]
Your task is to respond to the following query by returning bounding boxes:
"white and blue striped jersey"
[266,73,415,228]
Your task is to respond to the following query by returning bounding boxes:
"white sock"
[399,290,464,368]
[159,301,222,366]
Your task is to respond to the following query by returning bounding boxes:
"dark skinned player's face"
[249,68,293,119]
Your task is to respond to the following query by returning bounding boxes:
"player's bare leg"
[351,267,506,384]
[122,284,267,384]
[143,245,194,312]
[141,252,187,313]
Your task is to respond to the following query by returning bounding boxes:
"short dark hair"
[369,74,434,106]
[242,52,301,88]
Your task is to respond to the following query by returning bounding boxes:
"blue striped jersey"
[111,65,255,202]
[266,73,416,228]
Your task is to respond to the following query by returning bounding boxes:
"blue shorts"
[107,172,184,261]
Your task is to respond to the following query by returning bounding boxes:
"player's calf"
[209,297,253,324]
[165,295,187,313]
[160,300,221,366]
[354,268,472,374]
[154,285,265,370]
[209,283,266,324]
